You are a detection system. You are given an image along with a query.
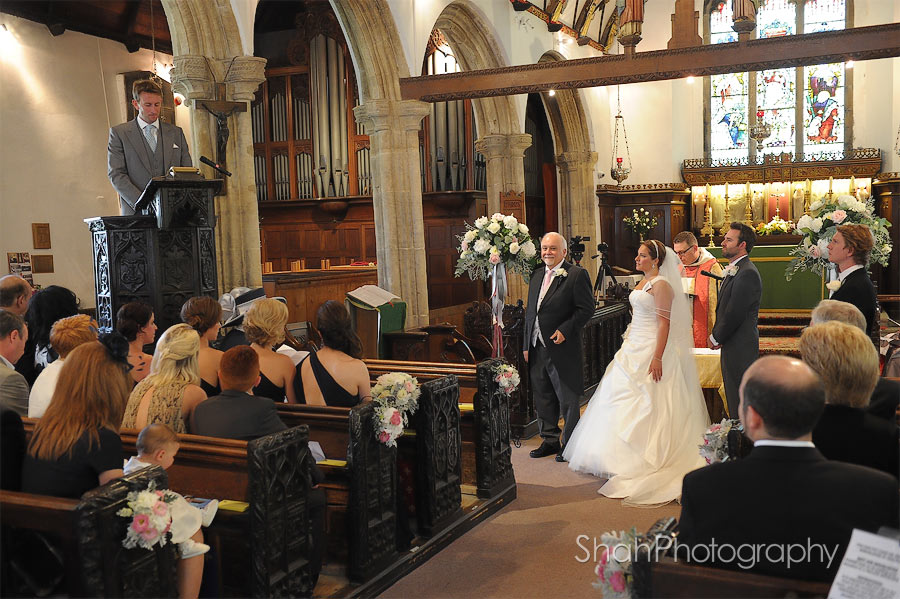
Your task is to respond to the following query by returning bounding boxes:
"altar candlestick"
[828,176,833,194]
[805,178,811,193]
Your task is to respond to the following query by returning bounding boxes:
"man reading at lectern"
[673,231,723,348]
[108,79,193,215]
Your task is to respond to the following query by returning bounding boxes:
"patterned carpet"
[757,312,808,357]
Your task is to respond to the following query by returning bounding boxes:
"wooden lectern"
[85,177,222,335]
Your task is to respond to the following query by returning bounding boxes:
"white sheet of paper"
[346,284,400,307]
[275,344,309,366]
[828,529,900,599]
[309,441,327,463]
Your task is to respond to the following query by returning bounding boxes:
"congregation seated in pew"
[116,300,157,384]
[0,310,30,417]
[17,285,80,386]
[801,321,899,478]
[181,296,225,397]
[244,298,297,403]
[28,314,97,418]
[122,324,207,434]
[295,300,371,407]
[677,355,899,583]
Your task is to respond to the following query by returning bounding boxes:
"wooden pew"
[0,467,178,597]
[20,422,320,596]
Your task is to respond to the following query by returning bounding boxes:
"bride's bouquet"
[698,419,743,464]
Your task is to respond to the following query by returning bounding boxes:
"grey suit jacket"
[191,389,287,441]
[107,118,193,215]
[0,360,29,418]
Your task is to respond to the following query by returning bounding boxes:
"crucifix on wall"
[197,83,247,167]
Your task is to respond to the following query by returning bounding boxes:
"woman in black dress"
[181,296,224,397]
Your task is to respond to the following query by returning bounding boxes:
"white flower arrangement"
[786,194,892,281]
[755,215,795,236]
[698,418,743,465]
[592,528,638,598]
[622,208,658,239]
[372,372,420,446]
[492,363,520,396]
[455,212,539,281]
[117,482,178,550]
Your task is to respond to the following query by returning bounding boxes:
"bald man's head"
[739,356,825,440]
[0,275,33,316]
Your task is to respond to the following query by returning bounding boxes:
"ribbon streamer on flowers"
[490,262,507,358]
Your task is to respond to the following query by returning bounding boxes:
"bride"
[563,239,709,506]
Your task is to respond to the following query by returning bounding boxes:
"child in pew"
[124,423,218,598]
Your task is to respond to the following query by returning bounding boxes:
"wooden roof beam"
[400,23,900,102]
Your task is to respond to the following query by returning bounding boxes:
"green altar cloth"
[709,245,824,311]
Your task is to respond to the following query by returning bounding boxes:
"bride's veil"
[658,246,705,405]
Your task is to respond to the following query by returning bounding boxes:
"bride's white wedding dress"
[563,264,709,507]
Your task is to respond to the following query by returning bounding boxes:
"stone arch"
[538,50,600,281]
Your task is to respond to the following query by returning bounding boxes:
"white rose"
[491,213,504,222]
[837,195,854,208]
[817,238,830,258]
[464,230,477,242]
[487,221,502,234]
[809,199,823,212]
[810,218,823,233]
[796,215,812,231]
[474,216,488,229]
[884,244,893,253]
[473,239,490,254]
[518,223,529,235]
[503,215,518,230]
[521,240,536,258]
[509,241,520,254]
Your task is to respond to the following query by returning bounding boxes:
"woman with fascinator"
[23,334,132,498]
[122,324,207,433]
[563,240,709,506]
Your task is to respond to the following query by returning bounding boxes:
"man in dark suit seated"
[678,355,899,583]
[811,299,900,423]
[801,321,899,478]
[826,223,878,336]
[192,346,286,440]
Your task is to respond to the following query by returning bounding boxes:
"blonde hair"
[29,342,130,460]
[50,314,98,359]
[136,423,179,456]
[244,299,288,347]
[146,324,201,386]
[799,321,879,408]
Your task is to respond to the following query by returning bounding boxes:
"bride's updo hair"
[640,239,666,267]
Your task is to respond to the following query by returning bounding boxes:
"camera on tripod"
[569,235,590,264]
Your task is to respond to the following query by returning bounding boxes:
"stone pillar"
[556,150,600,283]
[171,55,266,294]
[354,99,432,328]
[475,134,533,303]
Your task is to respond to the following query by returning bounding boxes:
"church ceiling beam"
[400,23,900,102]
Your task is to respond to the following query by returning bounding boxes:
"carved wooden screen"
[474,359,516,499]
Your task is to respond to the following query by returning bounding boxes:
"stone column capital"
[475,133,533,159]
[354,99,430,132]
[556,150,598,170]
[223,56,267,102]
[171,55,216,100]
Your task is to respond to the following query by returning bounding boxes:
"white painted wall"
[0,15,192,308]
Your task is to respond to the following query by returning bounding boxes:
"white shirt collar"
[753,439,815,448]
[729,254,749,266]
[0,354,13,370]
[545,261,565,275]
[838,264,863,282]
[138,116,159,130]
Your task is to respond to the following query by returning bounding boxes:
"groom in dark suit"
[710,222,761,418]
[678,356,899,582]
[108,79,193,215]
[827,223,878,337]
[524,232,594,461]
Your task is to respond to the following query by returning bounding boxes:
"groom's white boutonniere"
[723,264,740,277]
[554,269,568,279]
[826,280,842,292]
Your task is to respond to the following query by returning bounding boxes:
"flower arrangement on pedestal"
[622,208,658,241]
[455,213,539,356]
[786,194,892,281]
[592,528,639,598]
[698,419,743,465]
[117,482,177,550]
[372,372,420,447]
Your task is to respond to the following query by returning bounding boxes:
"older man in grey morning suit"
[108,79,192,215]
[0,310,30,417]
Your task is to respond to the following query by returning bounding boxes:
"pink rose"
[489,253,501,265]
[405,381,414,392]
[378,431,391,443]
[710,424,720,432]
[810,245,820,258]
[831,209,847,224]
[131,513,150,533]
[155,490,164,497]
[461,240,469,251]
[140,528,159,543]
[599,548,608,565]
[597,566,605,582]
[390,411,402,426]
[610,570,626,592]
[152,501,168,517]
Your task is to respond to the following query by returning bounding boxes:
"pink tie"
[540,269,553,299]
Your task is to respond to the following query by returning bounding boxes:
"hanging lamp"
[610,86,632,185]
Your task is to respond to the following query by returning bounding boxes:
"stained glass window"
[707,0,847,163]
